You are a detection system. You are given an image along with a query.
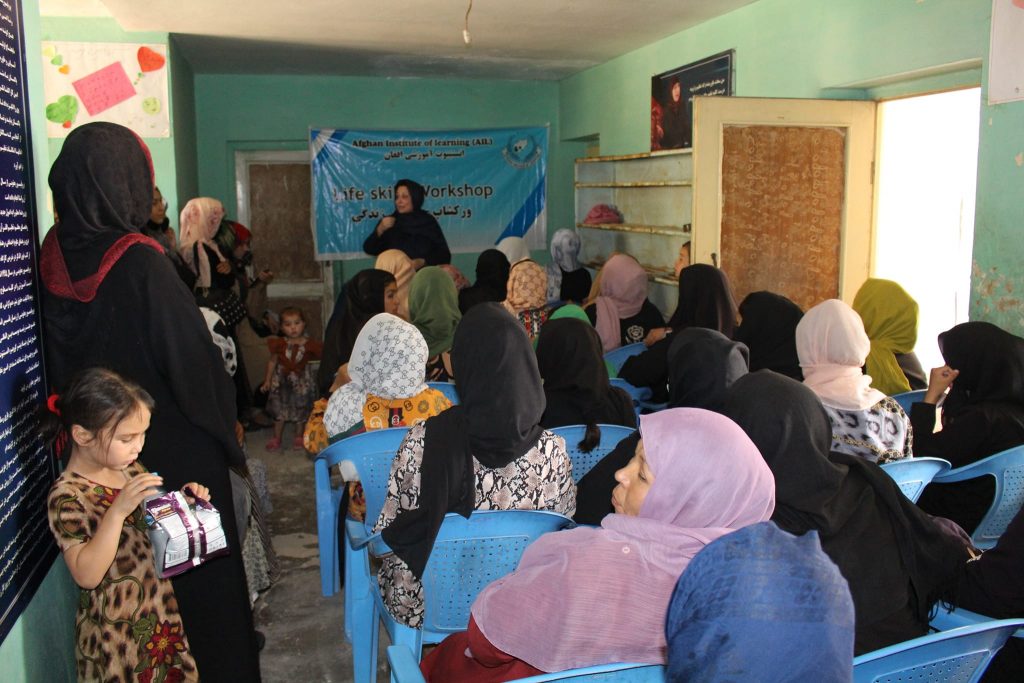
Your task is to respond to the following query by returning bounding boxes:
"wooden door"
[691,97,876,310]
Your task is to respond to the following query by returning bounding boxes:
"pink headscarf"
[471,408,775,672]
[592,254,648,352]
[178,197,226,289]
[796,299,887,411]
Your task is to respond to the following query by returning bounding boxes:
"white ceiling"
[45,1,760,80]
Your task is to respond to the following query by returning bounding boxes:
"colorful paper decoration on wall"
[41,41,170,137]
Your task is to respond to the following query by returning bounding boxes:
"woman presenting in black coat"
[363,179,451,268]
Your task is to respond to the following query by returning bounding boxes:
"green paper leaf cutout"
[45,95,78,126]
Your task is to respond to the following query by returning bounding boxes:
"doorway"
[873,87,981,371]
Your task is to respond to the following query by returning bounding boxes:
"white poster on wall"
[40,41,170,137]
[988,0,1024,104]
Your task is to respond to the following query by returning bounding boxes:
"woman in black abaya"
[40,122,261,681]
[362,178,451,267]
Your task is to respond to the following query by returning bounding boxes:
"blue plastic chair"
[387,645,664,682]
[358,509,574,683]
[929,444,1024,549]
[549,424,637,483]
[931,607,1024,639]
[879,457,951,503]
[604,342,646,375]
[608,378,667,417]
[890,390,928,414]
[426,381,459,405]
[852,618,1024,683]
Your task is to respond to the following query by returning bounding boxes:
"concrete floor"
[248,426,389,683]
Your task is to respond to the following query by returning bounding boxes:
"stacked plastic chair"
[425,381,459,405]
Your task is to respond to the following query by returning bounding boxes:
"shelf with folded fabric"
[576,222,691,237]
[583,259,678,287]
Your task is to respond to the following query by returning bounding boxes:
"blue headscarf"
[665,522,855,682]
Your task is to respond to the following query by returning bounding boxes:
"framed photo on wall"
[651,49,735,151]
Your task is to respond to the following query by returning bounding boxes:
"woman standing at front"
[39,122,260,680]
[363,179,451,268]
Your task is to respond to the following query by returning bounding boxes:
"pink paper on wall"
[71,62,136,116]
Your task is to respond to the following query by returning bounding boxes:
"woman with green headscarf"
[852,279,928,395]
[410,266,462,381]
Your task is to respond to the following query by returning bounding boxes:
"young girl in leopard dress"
[43,368,210,682]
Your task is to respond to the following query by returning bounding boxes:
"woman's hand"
[924,365,959,404]
[410,258,426,270]
[216,260,232,274]
[377,216,396,236]
[181,482,211,504]
[235,421,245,446]
[110,473,164,520]
[643,327,670,347]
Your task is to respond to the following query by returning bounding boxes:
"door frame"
[233,150,334,326]
[692,96,877,301]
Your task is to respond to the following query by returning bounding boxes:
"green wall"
[561,0,1024,334]
[38,17,181,227]
[169,35,198,209]
[193,74,576,279]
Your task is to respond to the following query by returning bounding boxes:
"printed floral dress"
[266,337,323,422]
[46,462,199,682]
[373,424,576,628]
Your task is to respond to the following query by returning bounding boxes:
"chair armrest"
[932,450,1006,483]
[386,645,426,683]
[345,517,393,555]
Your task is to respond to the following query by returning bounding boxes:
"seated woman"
[459,249,510,314]
[722,371,970,654]
[574,328,749,525]
[373,303,576,629]
[853,278,928,393]
[914,321,1024,533]
[420,407,775,681]
[796,299,913,464]
[733,290,804,380]
[618,263,736,403]
[545,228,592,305]
[318,269,398,395]
[374,249,415,321]
[362,178,450,268]
[323,312,453,521]
[584,253,664,351]
[495,235,530,265]
[666,522,855,683]
[535,317,637,441]
[501,259,549,341]
[409,266,462,381]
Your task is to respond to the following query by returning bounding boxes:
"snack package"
[144,490,230,578]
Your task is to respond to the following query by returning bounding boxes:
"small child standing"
[262,306,323,450]
[43,367,210,682]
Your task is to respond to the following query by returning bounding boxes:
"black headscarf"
[734,291,804,380]
[721,371,970,654]
[381,303,546,578]
[317,269,395,395]
[536,317,636,430]
[939,321,1024,419]
[667,328,749,410]
[459,249,510,314]
[667,263,738,337]
[47,122,155,281]
[558,268,593,304]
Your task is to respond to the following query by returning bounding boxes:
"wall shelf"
[577,222,690,236]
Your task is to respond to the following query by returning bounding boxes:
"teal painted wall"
[38,17,180,227]
[560,0,1024,334]
[169,35,198,212]
[193,74,574,279]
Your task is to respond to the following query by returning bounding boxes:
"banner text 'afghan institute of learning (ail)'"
[310,126,548,260]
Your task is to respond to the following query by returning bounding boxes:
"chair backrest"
[320,427,409,525]
[549,424,637,483]
[604,343,646,375]
[852,619,1024,683]
[932,444,1024,549]
[890,390,927,414]
[609,377,653,403]
[880,457,951,503]
[427,381,459,405]
[420,510,574,634]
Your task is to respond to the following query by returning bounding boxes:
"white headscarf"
[796,299,887,410]
[496,236,530,265]
[323,313,429,439]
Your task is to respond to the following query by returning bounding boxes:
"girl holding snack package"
[43,368,209,682]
